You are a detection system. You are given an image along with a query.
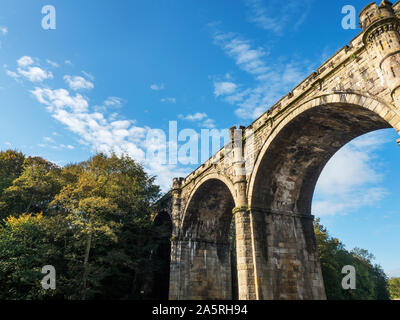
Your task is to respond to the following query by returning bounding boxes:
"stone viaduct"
[157,1,400,300]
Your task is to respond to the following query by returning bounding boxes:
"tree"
[0,214,57,299]
[0,156,61,219]
[0,150,25,194]
[314,218,390,300]
[388,278,400,299]
[50,153,161,299]
[0,152,162,300]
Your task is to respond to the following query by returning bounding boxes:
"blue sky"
[0,0,399,277]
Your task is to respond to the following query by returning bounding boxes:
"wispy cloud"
[104,96,125,107]
[82,71,94,81]
[211,30,312,119]
[150,83,164,91]
[178,112,216,129]
[18,66,53,82]
[160,97,176,103]
[243,0,314,35]
[312,131,392,216]
[17,56,34,67]
[46,59,59,68]
[214,81,237,97]
[0,26,7,36]
[64,75,94,91]
[6,56,53,82]
[179,112,208,121]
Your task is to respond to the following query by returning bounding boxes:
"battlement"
[359,1,395,31]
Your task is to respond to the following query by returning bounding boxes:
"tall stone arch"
[246,92,400,300]
[169,174,238,300]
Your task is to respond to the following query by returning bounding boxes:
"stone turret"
[360,0,400,105]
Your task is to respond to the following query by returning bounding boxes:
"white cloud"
[0,26,8,35]
[104,96,125,107]
[312,131,391,217]
[150,83,164,91]
[64,75,94,91]
[202,118,216,129]
[60,144,75,150]
[6,69,19,79]
[312,188,388,217]
[46,59,59,68]
[160,97,176,103]
[6,57,53,82]
[17,56,34,67]
[18,66,53,82]
[214,81,237,97]
[9,54,194,191]
[82,71,94,81]
[178,112,216,129]
[29,85,185,191]
[44,136,55,143]
[244,0,313,34]
[179,112,208,121]
[31,87,89,113]
[214,33,268,76]
[211,30,312,119]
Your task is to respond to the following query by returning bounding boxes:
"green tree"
[0,152,162,300]
[0,214,58,299]
[0,150,25,194]
[314,218,390,300]
[50,153,160,299]
[388,277,400,299]
[0,156,61,219]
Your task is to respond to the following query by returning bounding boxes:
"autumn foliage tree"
[0,151,161,300]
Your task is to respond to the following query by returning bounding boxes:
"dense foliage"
[388,277,400,299]
[0,150,167,300]
[314,218,390,300]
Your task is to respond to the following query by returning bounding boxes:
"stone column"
[249,208,326,300]
[231,126,258,300]
[169,177,183,300]
[233,207,257,300]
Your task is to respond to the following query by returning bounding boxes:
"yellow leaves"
[6,213,43,228]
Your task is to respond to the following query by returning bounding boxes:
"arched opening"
[179,178,236,300]
[151,211,172,300]
[249,100,397,299]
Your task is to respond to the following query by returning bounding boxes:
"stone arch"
[246,91,400,299]
[182,173,238,218]
[248,91,400,207]
[177,174,237,300]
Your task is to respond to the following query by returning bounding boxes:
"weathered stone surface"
[165,1,400,300]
